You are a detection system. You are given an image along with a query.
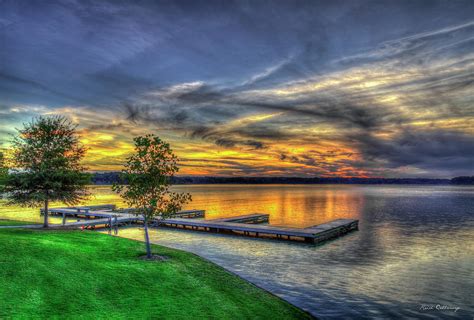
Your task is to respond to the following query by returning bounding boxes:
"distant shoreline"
[91,173,474,185]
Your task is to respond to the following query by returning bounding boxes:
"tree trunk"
[43,198,49,228]
[143,215,152,258]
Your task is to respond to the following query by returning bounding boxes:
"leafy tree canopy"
[113,134,191,258]
[4,116,90,226]
[114,134,191,219]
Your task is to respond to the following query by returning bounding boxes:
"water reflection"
[1,184,364,227]
[1,185,473,319]
[175,184,365,227]
[0,186,127,224]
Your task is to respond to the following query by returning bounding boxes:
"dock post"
[62,212,66,225]
[108,216,112,235]
[113,215,118,235]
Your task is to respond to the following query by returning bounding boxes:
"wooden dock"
[159,217,358,243]
[41,205,358,244]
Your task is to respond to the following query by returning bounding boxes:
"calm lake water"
[1,184,473,319]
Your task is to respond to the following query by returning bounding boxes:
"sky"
[1,0,473,177]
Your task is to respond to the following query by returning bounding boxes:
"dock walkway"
[39,205,358,243]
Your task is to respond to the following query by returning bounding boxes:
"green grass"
[0,229,313,320]
[0,219,39,226]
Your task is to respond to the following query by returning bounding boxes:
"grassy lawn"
[0,229,312,320]
[0,219,39,226]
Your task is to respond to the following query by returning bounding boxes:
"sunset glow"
[1,1,473,177]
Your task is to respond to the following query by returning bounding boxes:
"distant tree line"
[450,176,474,185]
[91,173,474,185]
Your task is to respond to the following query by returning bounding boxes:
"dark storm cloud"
[131,81,402,130]
[214,138,266,150]
[354,130,474,174]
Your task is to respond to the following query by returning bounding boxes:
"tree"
[113,134,191,259]
[4,116,90,227]
[0,152,7,186]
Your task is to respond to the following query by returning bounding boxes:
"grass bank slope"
[0,228,312,319]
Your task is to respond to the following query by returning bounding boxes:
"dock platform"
[40,205,358,244]
[160,217,358,243]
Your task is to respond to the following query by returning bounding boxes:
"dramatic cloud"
[1,0,473,177]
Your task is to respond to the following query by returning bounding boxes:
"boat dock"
[160,216,357,243]
[41,205,358,243]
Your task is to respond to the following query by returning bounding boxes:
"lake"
[1,184,473,319]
